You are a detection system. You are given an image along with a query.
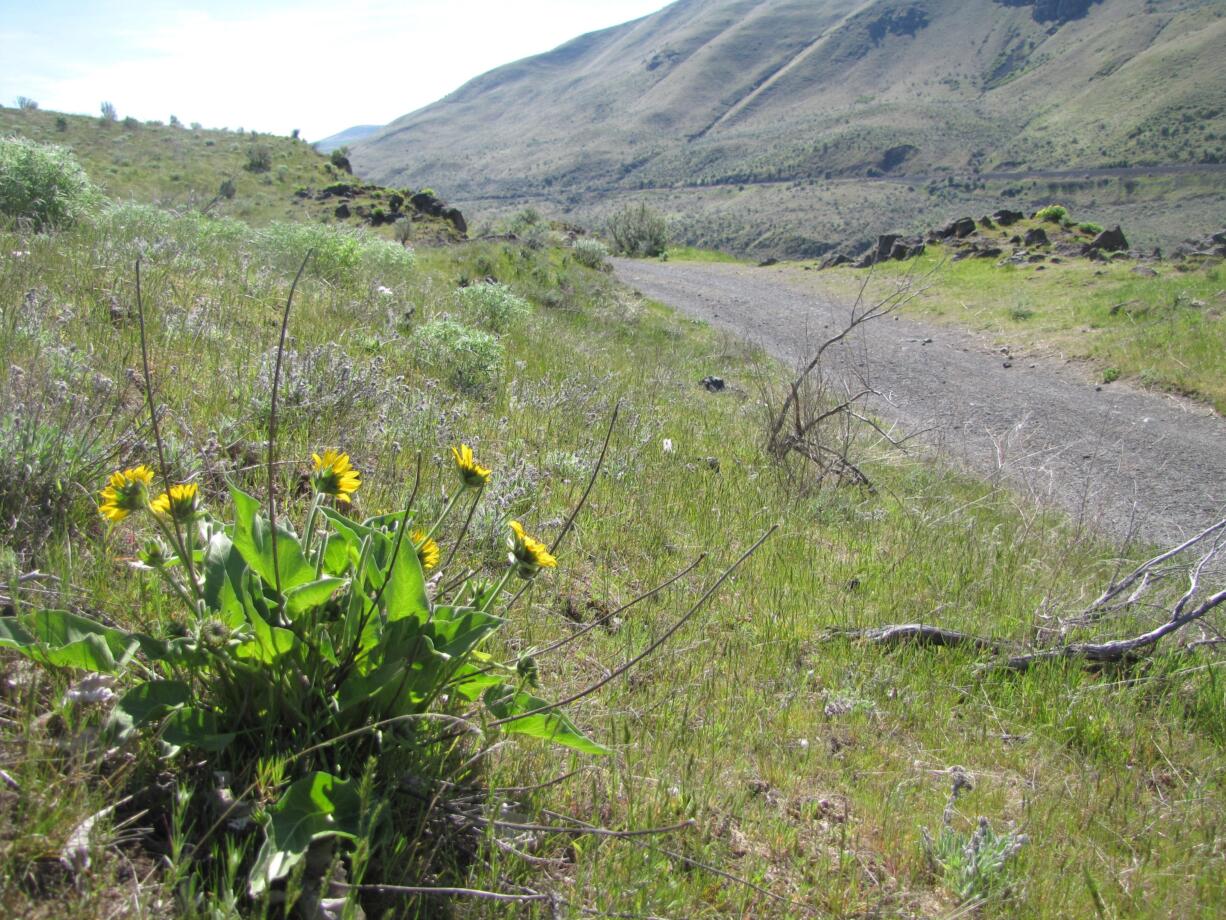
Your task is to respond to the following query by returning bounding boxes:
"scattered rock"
[758,257,779,267]
[938,217,977,239]
[317,183,358,200]
[819,252,852,270]
[701,376,726,393]
[1131,266,1158,277]
[993,209,1025,226]
[1023,227,1049,247]
[334,203,350,219]
[1087,225,1128,254]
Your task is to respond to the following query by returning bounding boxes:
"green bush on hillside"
[1036,204,1068,223]
[607,203,669,257]
[455,281,530,332]
[0,136,99,230]
[571,237,612,270]
[256,221,362,281]
[414,317,504,395]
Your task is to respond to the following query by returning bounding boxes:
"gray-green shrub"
[571,237,611,270]
[455,281,529,332]
[607,203,668,257]
[0,136,99,230]
[414,317,504,395]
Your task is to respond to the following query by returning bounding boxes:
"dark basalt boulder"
[1023,227,1049,247]
[1086,225,1128,253]
[875,233,902,261]
[938,217,977,239]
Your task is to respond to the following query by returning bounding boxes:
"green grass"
[0,106,459,241]
[813,240,1226,413]
[2,111,1226,917]
[663,244,747,263]
[2,190,1224,915]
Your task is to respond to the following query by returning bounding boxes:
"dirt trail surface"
[614,259,1226,546]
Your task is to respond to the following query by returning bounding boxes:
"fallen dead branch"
[833,517,1226,671]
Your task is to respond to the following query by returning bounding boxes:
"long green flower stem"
[422,489,465,544]
[301,491,324,561]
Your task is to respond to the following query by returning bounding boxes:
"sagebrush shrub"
[0,136,99,230]
[255,221,362,281]
[361,235,416,278]
[1036,204,1068,223]
[245,144,272,173]
[607,203,668,257]
[571,237,611,270]
[414,317,504,395]
[454,281,530,332]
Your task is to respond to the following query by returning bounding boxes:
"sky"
[0,0,670,141]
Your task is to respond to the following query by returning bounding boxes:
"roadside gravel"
[614,258,1226,546]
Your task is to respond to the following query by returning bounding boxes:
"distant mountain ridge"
[352,0,1226,255]
[315,124,381,153]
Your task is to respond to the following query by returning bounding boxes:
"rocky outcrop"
[1172,229,1226,261]
[410,192,468,234]
[299,182,467,236]
[818,209,1166,273]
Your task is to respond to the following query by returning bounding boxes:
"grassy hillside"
[352,0,1226,257]
[2,131,1224,918]
[0,106,463,242]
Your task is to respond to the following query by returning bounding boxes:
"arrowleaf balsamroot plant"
[0,435,608,902]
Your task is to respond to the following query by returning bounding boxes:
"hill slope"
[353,0,1226,255]
[0,107,465,242]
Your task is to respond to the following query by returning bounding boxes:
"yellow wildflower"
[451,443,491,489]
[150,483,200,524]
[412,529,440,571]
[98,465,155,522]
[507,520,557,579]
[311,449,361,503]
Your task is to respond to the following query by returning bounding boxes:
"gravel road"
[614,258,1226,546]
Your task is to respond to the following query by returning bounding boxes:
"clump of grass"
[1079,221,1104,235]
[413,316,504,395]
[454,280,530,332]
[0,136,99,230]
